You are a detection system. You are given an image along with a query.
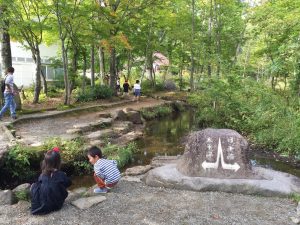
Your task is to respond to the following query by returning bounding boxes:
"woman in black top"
[30,147,71,215]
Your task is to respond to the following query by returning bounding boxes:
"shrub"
[164,80,177,91]
[102,142,138,168]
[188,75,300,157]
[2,145,39,180]
[75,84,114,102]
[42,137,86,162]
[15,190,30,201]
[141,105,173,120]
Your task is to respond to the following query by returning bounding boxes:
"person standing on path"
[133,80,141,102]
[123,79,130,96]
[0,67,17,120]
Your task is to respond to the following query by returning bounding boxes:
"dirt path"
[0,178,296,225]
[13,97,166,145]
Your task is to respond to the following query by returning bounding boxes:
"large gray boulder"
[145,163,300,197]
[177,128,253,179]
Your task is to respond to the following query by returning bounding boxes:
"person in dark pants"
[30,147,71,215]
[123,79,130,96]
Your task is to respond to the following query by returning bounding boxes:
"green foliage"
[141,80,165,96]
[56,104,75,111]
[189,75,300,157]
[42,137,85,162]
[102,142,138,168]
[73,161,93,175]
[3,145,38,179]
[75,85,114,102]
[290,193,300,203]
[141,105,173,120]
[15,190,29,202]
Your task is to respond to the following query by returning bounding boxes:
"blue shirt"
[94,158,121,184]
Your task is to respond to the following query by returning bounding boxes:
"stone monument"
[177,128,254,179]
[145,128,300,196]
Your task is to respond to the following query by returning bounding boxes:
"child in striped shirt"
[87,146,121,194]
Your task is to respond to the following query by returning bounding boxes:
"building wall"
[1,42,61,87]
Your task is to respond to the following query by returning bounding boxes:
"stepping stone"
[73,123,92,132]
[97,113,111,118]
[91,118,113,128]
[71,196,106,209]
[125,165,152,176]
[85,129,116,141]
[66,128,82,134]
[112,121,133,134]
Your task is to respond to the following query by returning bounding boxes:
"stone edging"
[11,99,133,124]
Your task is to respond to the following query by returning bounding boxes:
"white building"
[0,42,63,87]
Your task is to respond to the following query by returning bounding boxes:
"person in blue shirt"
[30,147,71,215]
[87,146,121,194]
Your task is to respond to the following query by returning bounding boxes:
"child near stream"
[87,146,121,194]
[30,147,71,215]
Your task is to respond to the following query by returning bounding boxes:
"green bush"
[2,145,39,180]
[141,105,173,120]
[42,137,86,162]
[15,190,30,201]
[75,84,114,102]
[102,142,138,168]
[188,75,300,157]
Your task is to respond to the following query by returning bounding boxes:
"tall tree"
[8,0,50,103]
[0,2,12,76]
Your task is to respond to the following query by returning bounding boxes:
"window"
[17,57,25,62]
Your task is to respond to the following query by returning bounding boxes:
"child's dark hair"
[41,150,61,176]
[87,146,103,158]
[136,80,140,83]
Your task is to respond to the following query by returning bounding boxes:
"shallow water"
[71,109,300,189]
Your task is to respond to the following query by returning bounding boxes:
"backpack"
[1,76,7,93]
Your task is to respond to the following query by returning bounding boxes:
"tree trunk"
[32,47,42,104]
[82,51,87,93]
[127,50,132,80]
[148,52,155,87]
[109,47,117,95]
[190,0,195,91]
[207,0,213,77]
[40,68,48,95]
[98,46,105,83]
[214,0,221,77]
[90,44,95,88]
[0,8,12,76]
[61,40,70,105]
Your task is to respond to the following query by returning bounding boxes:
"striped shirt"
[94,158,121,184]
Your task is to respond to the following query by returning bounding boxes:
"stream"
[71,109,300,189]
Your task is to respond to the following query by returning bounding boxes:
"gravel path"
[0,179,296,225]
[13,97,165,145]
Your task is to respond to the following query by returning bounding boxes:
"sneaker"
[93,187,107,194]
[12,116,17,120]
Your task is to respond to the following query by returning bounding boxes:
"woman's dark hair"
[41,150,61,176]
[87,146,103,158]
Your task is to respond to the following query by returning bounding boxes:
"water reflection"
[71,108,300,189]
[131,109,300,178]
[131,109,196,166]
